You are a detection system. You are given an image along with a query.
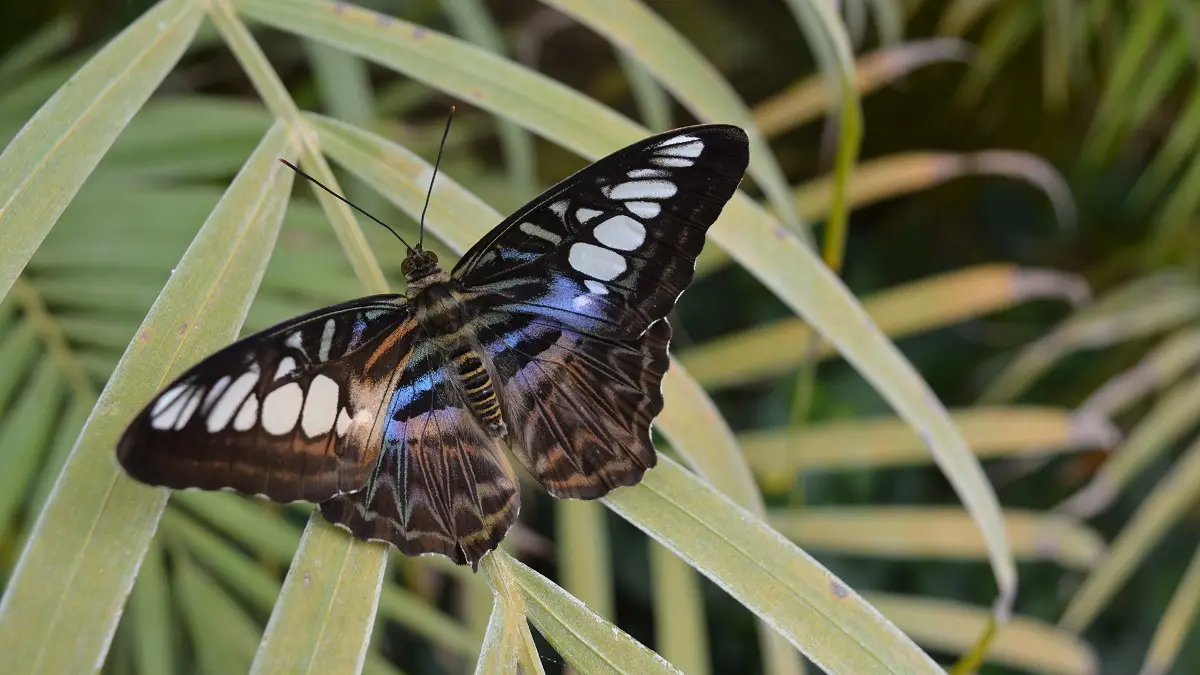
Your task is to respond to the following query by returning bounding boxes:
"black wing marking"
[117,295,414,503]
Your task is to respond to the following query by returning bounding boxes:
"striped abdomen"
[453,345,506,436]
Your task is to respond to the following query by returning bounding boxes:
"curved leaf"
[0,0,203,301]
[604,457,943,674]
[249,519,388,675]
[540,0,809,243]
[498,551,679,674]
[770,507,1104,570]
[1059,434,1200,632]
[238,1,1021,602]
[0,122,295,674]
[868,593,1098,675]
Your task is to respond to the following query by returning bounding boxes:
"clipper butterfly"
[117,123,750,568]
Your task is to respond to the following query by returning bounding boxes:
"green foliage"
[0,1,1198,674]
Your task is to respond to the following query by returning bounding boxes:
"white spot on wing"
[549,200,568,217]
[650,156,692,168]
[568,243,627,281]
[175,389,203,430]
[336,408,352,436]
[262,382,304,435]
[151,385,190,430]
[233,394,258,431]
[202,376,232,411]
[593,215,646,251]
[585,280,608,295]
[152,384,187,417]
[208,370,259,432]
[275,356,297,380]
[625,201,660,218]
[657,134,700,147]
[518,221,562,245]
[657,140,704,158]
[606,180,676,201]
[627,168,667,178]
[576,208,603,223]
[285,331,304,352]
[302,375,340,437]
[318,319,335,362]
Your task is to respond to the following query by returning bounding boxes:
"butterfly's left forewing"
[452,125,750,340]
[117,296,415,503]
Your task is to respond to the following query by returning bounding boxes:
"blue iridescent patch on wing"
[498,272,618,334]
[382,366,449,450]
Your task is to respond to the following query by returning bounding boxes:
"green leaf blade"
[0,122,295,674]
[604,458,944,675]
[0,0,204,301]
[249,518,388,675]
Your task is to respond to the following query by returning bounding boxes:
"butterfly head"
[401,248,447,293]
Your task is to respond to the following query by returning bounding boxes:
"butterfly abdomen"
[452,345,506,436]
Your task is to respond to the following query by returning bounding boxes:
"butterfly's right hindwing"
[117,295,414,503]
[320,338,520,568]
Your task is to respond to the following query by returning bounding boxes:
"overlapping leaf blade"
[0,0,203,301]
[0,122,295,673]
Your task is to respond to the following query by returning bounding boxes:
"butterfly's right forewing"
[117,295,414,503]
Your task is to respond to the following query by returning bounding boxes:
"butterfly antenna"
[278,159,414,253]
[419,105,455,251]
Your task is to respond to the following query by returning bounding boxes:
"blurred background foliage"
[2,0,1200,674]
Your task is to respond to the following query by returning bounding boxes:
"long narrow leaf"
[476,555,546,675]
[540,0,809,243]
[650,543,711,675]
[0,122,295,673]
[603,457,943,674]
[1058,432,1200,632]
[205,8,398,671]
[741,406,1115,476]
[1139,543,1200,675]
[867,593,1098,675]
[0,0,203,301]
[499,551,679,674]
[680,264,1088,389]
[249,519,389,675]
[239,8,985,569]
[770,507,1104,570]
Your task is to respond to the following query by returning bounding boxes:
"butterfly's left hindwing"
[117,296,414,503]
[478,314,671,499]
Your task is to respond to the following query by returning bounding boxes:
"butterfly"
[117,123,750,569]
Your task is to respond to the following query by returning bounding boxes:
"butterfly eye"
[401,251,439,276]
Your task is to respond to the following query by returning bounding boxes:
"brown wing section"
[116,297,411,504]
[487,317,671,499]
[319,351,520,568]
